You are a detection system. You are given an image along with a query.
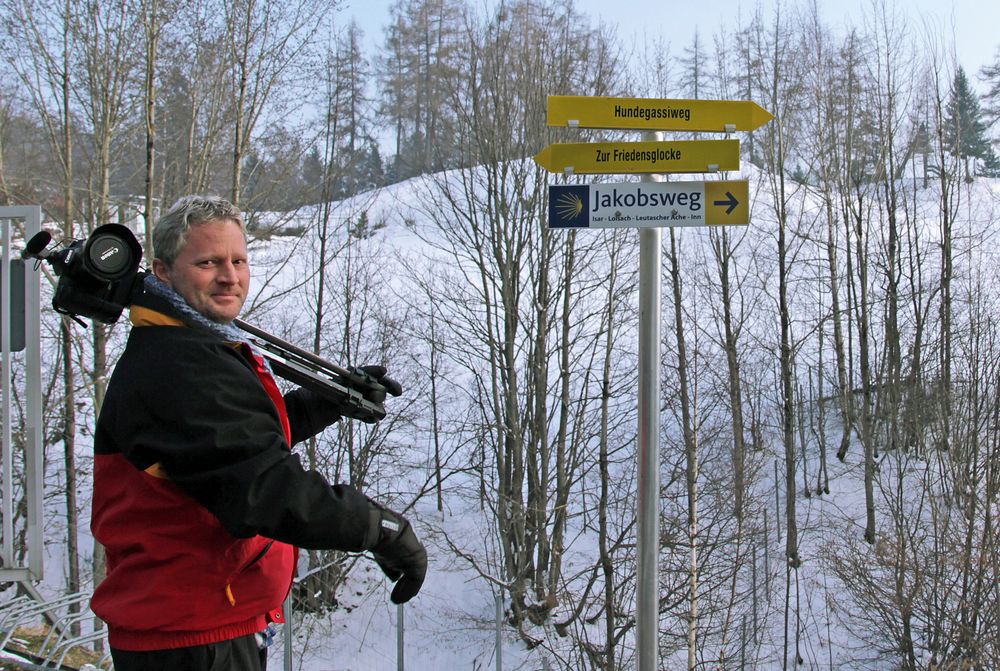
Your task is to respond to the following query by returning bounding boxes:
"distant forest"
[1,0,999,217]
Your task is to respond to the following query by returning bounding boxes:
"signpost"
[548,180,750,228]
[635,157,662,671]
[538,94,773,671]
[533,139,739,175]
[547,95,774,132]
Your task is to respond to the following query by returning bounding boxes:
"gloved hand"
[367,500,427,604]
[284,387,344,444]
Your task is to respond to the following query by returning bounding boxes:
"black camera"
[23,224,143,324]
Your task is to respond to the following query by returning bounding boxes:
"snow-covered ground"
[7,164,1000,670]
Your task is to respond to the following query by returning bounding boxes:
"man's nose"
[216,261,239,283]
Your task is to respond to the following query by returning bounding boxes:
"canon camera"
[22,224,143,324]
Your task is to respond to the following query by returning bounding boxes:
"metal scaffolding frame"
[0,206,43,584]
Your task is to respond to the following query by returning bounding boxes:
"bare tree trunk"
[142,0,160,258]
[599,233,622,671]
[223,0,324,207]
[526,220,552,603]
[229,0,250,205]
[60,0,82,633]
[852,198,877,545]
[771,119,800,572]
[547,229,576,601]
[935,90,956,453]
[822,192,852,463]
[668,229,698,670]
[60,319,80,634]
[429,306,443,513]
[710,226,747,519]
[870,5,908,462]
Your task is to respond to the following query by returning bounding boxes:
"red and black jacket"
[91,292,379,651]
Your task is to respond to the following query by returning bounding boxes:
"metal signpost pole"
[636,132,663,671]
[24,209,42,579]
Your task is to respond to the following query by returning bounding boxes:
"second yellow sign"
[533,139,740,175]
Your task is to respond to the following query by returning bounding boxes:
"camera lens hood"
[83,224,142,281]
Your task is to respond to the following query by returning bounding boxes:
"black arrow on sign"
[713,191,739,215]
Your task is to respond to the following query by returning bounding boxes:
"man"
[90,195,426,670]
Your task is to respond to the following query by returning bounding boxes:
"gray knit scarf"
[141,275,268,370]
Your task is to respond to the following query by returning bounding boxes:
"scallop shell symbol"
[555,191,584,221]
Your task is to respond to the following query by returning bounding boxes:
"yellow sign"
[547,96,774,132]
[533,139,739,175]
[704,181,749,226]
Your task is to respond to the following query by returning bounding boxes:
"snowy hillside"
[8,163,1000,670]
[236,165,1000,669]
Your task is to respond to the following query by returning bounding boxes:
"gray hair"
[152,195,245,267]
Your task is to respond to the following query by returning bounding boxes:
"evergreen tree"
[980,46,1000,128]
[379,0,466,181]
[301,146,325,202]
[944,67,995,179]
[679,29,709,100]
[306,20,382,204]
[354,138,385,192]
[980,48,1000,177]
[982,148,1000,178]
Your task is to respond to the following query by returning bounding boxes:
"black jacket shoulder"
[96,322,375,551]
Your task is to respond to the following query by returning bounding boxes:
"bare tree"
[156,0,231,201]
[742,7,813,669]
[407,0,630,646]
[379,0,465,179]
[666,228,699,670]
[1,0,87,627]
[141,0,166,259]
[223,0,326,206]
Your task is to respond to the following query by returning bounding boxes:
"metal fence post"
[495,592,502,671]
[283,592,293,671]
[397,603,404,671]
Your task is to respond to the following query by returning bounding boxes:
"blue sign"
[548,184,590,228]
[547,180,749,229]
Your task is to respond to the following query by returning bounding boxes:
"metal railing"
[0,591,107,669]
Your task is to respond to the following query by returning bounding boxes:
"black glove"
[284,387,344,444]
[367,500,427,604]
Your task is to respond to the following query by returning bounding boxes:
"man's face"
[152,219,250,323]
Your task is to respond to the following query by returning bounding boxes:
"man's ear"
[151,259,171,286]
